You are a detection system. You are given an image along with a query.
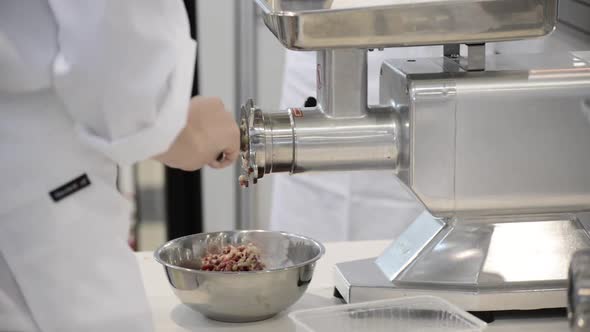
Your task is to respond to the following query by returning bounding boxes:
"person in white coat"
[0,1,239,332]
[270,41,546,243]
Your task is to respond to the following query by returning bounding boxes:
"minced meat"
[201,243,265,272]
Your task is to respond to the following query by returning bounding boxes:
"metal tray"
[256,0,558,50]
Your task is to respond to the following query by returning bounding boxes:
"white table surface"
[137,240,570,331]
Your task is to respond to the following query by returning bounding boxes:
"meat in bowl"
[201,243,266,272]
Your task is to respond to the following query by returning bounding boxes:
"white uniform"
[0,1,195,331]
[270,41,546,243]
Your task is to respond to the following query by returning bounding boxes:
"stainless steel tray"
[256,0,558,50]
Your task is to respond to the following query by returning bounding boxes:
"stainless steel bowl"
[154,230,325,322]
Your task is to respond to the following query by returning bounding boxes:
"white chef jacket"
[0,1,195,331]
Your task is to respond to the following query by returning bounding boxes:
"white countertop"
[137,240,570,331]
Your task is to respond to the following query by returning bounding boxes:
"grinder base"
[334,218,590,311]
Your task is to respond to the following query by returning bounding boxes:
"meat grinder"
[240,0,590,312]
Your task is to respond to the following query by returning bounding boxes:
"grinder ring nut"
[239,99,260,188]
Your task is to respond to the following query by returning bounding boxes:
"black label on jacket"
[50,174,91,202]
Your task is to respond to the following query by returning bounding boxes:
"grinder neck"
[317,49,369,118]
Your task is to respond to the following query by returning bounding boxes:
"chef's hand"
[155,96,240,171]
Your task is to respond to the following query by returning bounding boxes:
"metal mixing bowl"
[154,230,325,322]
